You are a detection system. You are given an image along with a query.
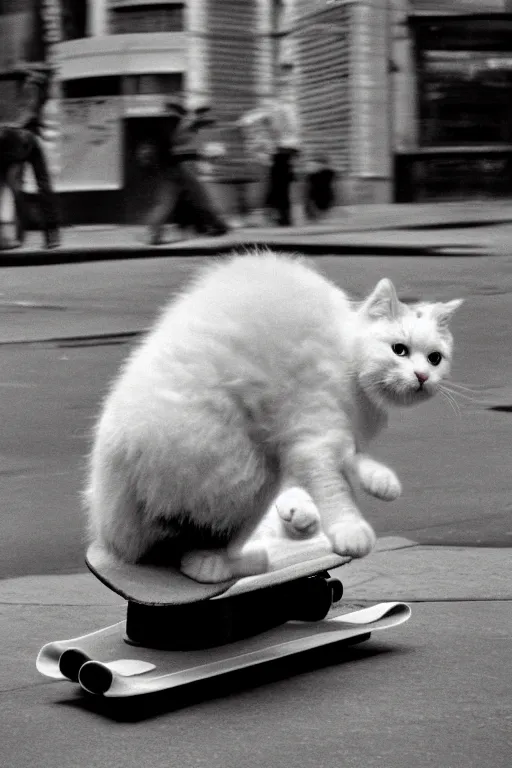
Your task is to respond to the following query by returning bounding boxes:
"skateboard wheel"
[327,577,343,604]
[78,660,113,696]
[58,648,91,682]
[291,576,334,622]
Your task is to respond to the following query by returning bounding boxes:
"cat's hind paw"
[357,460,402,501]
[328,517,376,559]
[275,487,321,539]
[180,545,269,584]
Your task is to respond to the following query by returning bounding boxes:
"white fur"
[85,251,462,582]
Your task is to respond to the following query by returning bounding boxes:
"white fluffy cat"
[85,251,462,583]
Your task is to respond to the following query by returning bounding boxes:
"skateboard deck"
[85,527,352,605]
[37,601,411,698]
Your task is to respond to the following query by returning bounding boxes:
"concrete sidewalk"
[1,539,510,768]
[3,200,511,265]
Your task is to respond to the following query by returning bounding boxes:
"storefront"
[55,86,184,224]
[395,2,512,201]
[53,24,187,223]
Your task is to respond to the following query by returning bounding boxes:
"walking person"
[263,99,300,227]
[0,70,60,249]
[16,69,60,248]
[0,126,60,249]
[147,101,230,245]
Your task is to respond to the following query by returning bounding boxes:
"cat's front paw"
[274,487,321,539]
[180,550,233,583]
[180,545,268,583]
[328,517,376,559]
[357,460,402,501]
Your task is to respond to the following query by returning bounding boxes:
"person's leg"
[264,153,279,224]
[235,180,250,219]
[169,190,190,230]
[179,160,229,234]
[28,139,60,248]
[275,152,292,227]
[6,163,28,246]
[146,168,180,244]
[305,174,322,221]
[170,188,207,235]
[0,169,8,248]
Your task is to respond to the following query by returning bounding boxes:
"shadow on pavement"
[52,639,405,723]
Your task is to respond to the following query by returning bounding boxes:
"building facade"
[4,0,511,222]
[289,0,393,204]
[393,0,512,201]
[46,0,399,221]
[289,0,512,204]
[47,0,277,222]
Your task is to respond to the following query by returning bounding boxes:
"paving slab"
[334,545,512,601]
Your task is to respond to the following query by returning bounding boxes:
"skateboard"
[37,529,411,698]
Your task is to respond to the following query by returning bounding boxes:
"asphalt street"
[1,248,511,578]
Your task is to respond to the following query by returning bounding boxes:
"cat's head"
[354,279,463,408]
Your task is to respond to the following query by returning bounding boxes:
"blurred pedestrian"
[304,155,337,222]
[236,107,274,227]
[147,102,230,245]
[0,69,60,249]
[263,100,300,227]
[18,70,50,134]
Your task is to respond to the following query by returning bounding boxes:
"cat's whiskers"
[445,380,482,394]
[441,382,483,403]
[439,386,461,418]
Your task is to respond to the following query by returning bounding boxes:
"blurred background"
[3,0,512,226]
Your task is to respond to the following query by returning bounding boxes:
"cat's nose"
[415,371,429,384]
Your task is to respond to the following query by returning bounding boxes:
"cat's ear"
[433,298,464,328]
[362,278,401,320]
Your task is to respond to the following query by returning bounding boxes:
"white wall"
[88,0,108,36]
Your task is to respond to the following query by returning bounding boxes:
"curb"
[0,330,143,348]
[391,217,512,232]
[0,240,487,268]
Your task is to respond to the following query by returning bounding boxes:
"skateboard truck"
[125,571,344,650]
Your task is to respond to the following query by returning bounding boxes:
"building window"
[416,17,512,146]
[62,0,88,41]
[110,3,185,34]
[62,77,122,98]
[124,73,182,95]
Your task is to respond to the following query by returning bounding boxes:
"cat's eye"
[392,343,409,357]
[428,351,442,366]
